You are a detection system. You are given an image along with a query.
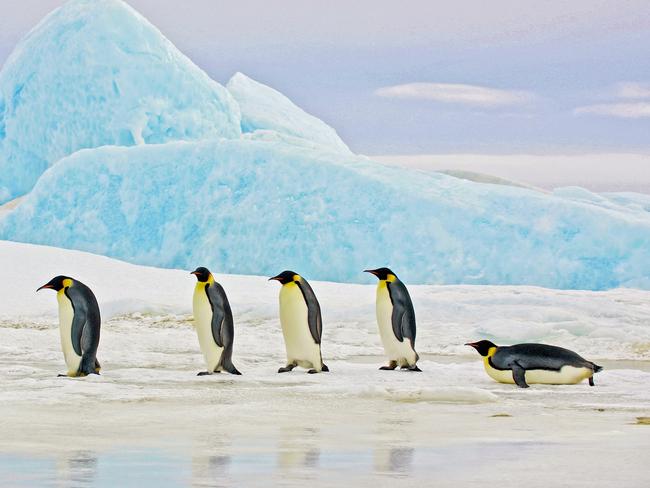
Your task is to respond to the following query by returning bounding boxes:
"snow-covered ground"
[1,241,649,486]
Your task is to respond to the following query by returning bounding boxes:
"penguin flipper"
[388,281,417,345]
[511,362,529,388]
[296,280,323,344]
[205,284,225,347]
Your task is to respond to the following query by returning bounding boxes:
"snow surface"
[1,241,649,486]
[0,0,241,203]
[2,140,650,289]
[227,72,351,154]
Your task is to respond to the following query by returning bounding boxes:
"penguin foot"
[379,361,398,371]
[321,364,330,372]
[197,371,213,376]
[278,365,296,373]
[57,374,67,377]
[589,376,595,386]
[307,369,320,374]
[408,365,422,372]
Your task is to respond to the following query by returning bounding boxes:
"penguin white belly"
[483,360,593,385]
[57,291,82,376]
[193,286,224,372]
[376,285,416,365]
[279,283,321,369]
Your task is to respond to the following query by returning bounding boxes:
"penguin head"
[465,340,498,356]
[364,267,397,281]
[269,270,300,285]
[190,267,212,283]
[37,275,73,292]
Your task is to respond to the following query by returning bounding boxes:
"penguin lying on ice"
[466,340,602,388]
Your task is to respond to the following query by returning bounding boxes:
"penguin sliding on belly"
[466,340,602,388]
[269,271,329,374]
[37,276,101,377]
[190,267,241,376]
[365,268,421,372]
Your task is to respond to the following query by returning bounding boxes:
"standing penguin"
[37,276,101,377]
[269,271,329,374]
[466,340,603,388]
[190,267,241,376]
[365,268,421,372]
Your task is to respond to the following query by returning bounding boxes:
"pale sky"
[1,0,650,158]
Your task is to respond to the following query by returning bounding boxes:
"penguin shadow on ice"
[269,271,329,374]
[465,340,603,388]
[365,268,421,372]
[190,267,242,376]
[37,276,101,378]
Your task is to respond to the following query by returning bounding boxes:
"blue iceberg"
[1,0,650,290]
[0,0,241,203]
[2,139,650,290]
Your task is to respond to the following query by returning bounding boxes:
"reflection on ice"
[374,447,415,475]
[278,426,321,470]
[57,451,97,487]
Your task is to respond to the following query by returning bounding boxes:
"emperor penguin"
[37,276,101,377]
[365,268,421,372]
[466,340,603,388]
[269,271,329,374]
[190,267,241,376]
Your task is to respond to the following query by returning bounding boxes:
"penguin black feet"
[321,364,330,372]
[307,369,319,374]
[197,371,218,376]
[278,364,297,373]
[589,376,595,386]
[408,365,422,372]
[379,361,398,371]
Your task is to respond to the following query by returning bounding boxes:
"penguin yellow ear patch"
[293,274,301,282]
[62,278,73,288]
[386,274,396,282]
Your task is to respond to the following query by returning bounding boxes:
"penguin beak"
[268,275,281,282]
[190,271,199,276]
[364,269,378,276]
[465,342,479,350]
[36,284,53,292]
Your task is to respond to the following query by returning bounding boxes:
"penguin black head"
[37,275,72,292]
[364,267,397,281]
[269,270,299,285]
[465,340,498,356]
[190,267,212,283]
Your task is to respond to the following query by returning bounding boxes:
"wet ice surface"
[1,316,649,487]
[1,242,649,486]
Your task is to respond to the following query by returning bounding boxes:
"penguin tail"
[79,355,100,376]
[223,360,242,376]
[592,363,603,373]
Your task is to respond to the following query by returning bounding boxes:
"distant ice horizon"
[372,152,650,194]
